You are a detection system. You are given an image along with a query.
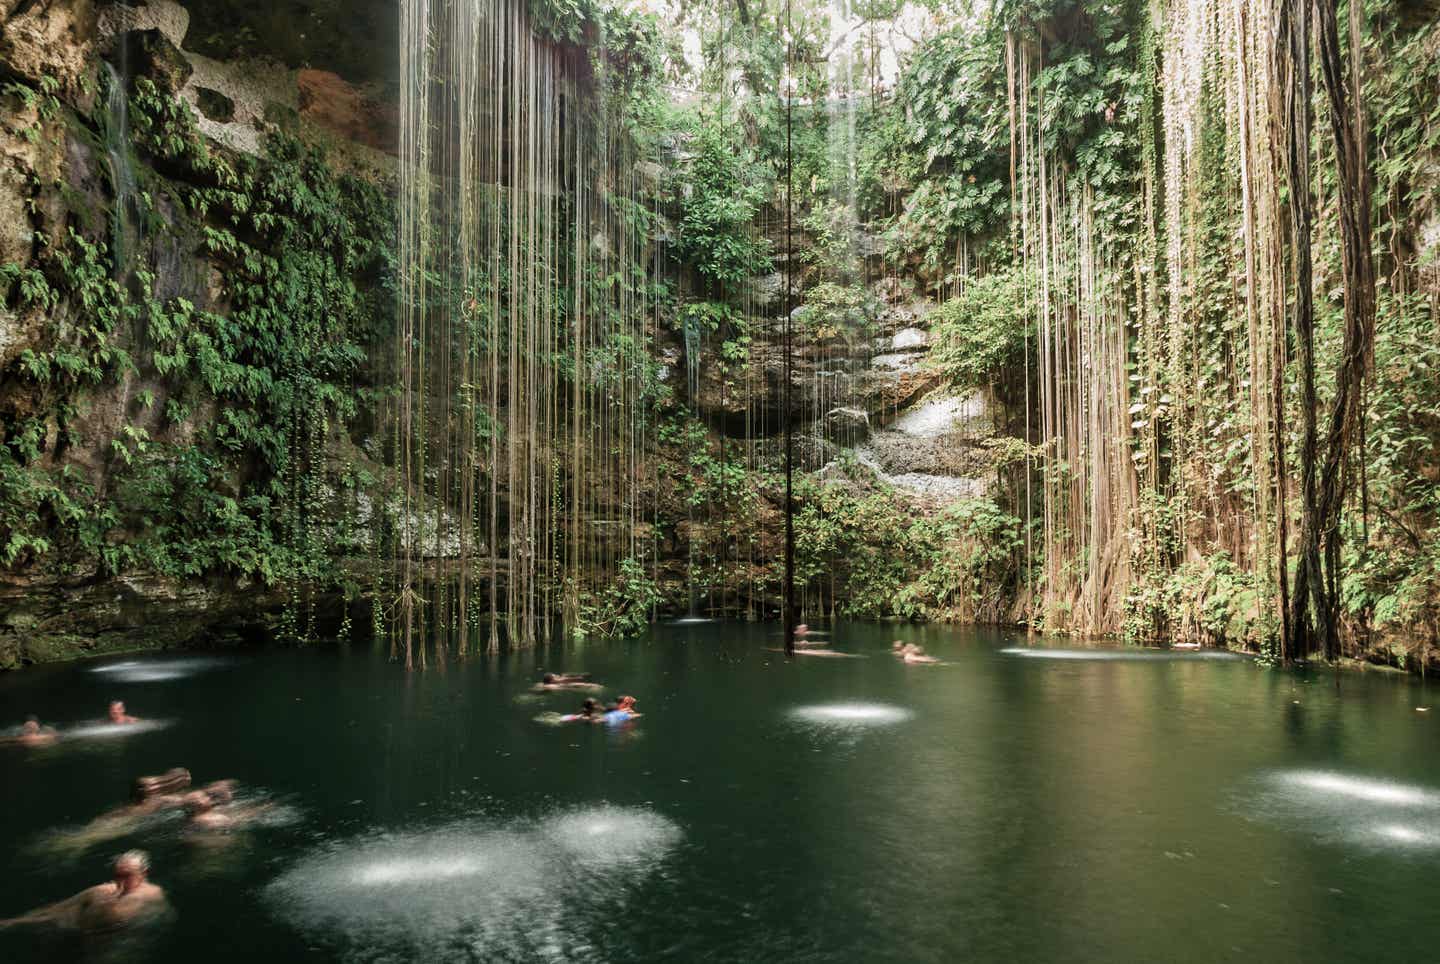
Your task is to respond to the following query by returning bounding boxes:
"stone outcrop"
[0,572,288,670]
[0,0,402,669]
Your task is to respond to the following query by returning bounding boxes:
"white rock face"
[889,394,985,437]
[870,351,923,372]
[882,472,987,501]
[844,392,991,502]
[182,52,295,155]
[891,327,929,350]
[97,1,191,48]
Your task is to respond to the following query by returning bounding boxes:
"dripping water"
[101,60,140,279]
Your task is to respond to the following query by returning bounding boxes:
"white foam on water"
[61,719,173,740]
[788,703,914,727]
[88,657,232,683]
[266,806,681,961]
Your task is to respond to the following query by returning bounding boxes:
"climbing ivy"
[0,78,395,614]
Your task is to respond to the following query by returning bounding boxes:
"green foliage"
[796,282,871,341]
[858,23,1011,270]
[794,479,1022,621]
[1123,553,1262,649]
[928,267,1034,391]
[0,78,394,596]
[1,75,62,144]
[574,557,662,638]
[672,111,773,288]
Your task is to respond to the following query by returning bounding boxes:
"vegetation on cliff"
[1,0,1437,670]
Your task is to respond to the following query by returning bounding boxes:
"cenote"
[3,623,1439,962]
[3,0,1440,956]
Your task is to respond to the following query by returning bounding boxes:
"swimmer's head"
[107,700,127,722]
[203,780,237,805]
[182,791,214,815]
[892,640,905,651]
[114,850,150,882]
[617,696,636,709]
[133,767,190,801]
[21,716,40,735]
[542,673,558,684]
[582,698,599,715]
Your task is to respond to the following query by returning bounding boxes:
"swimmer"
[892,640,938,664]
[45,769,193,856]
[535,673,602,692]
[792,625,829,648]
[603,695,640,725]
[183,786,272,832]
[4,716,58,747]
[107,701,141,725]
[0,850,166,931]
[560,698,604,723]
[121,768,194,816]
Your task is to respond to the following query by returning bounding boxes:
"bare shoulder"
[133,882,166,903]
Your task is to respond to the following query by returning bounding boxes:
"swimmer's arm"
[0,886,101,927]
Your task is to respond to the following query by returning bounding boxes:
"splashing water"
[266,806,681,959]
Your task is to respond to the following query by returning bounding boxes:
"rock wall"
[0,0,395,667]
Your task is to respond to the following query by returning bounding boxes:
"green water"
[1,623,1438,962]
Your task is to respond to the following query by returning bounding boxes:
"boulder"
[0,0,97,99]
[115,28,193,94]
[823,406,870,444]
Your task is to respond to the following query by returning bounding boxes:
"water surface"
[1,624,1437,961]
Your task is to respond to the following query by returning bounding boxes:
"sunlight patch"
[788,703,913,727]
[1243,769,1440,853]
[1000,647,1245,662]
[61,719,173,740]
[266,806,681,960]
[88,657,233,683]
[1277,771,1440,808]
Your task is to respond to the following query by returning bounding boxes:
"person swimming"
[44,769,194,856]
[0,850,166,931]
[560,698,604,723]
[107,701,141,725]
[603,696,640,725]
[124,769,194,815]
[4,716,58,747]
[792,624,830,648]
[892,640,938,664]
[183,784,271,832]
[535,673,602,692]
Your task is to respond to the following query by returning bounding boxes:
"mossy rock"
[113,30,194,95]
